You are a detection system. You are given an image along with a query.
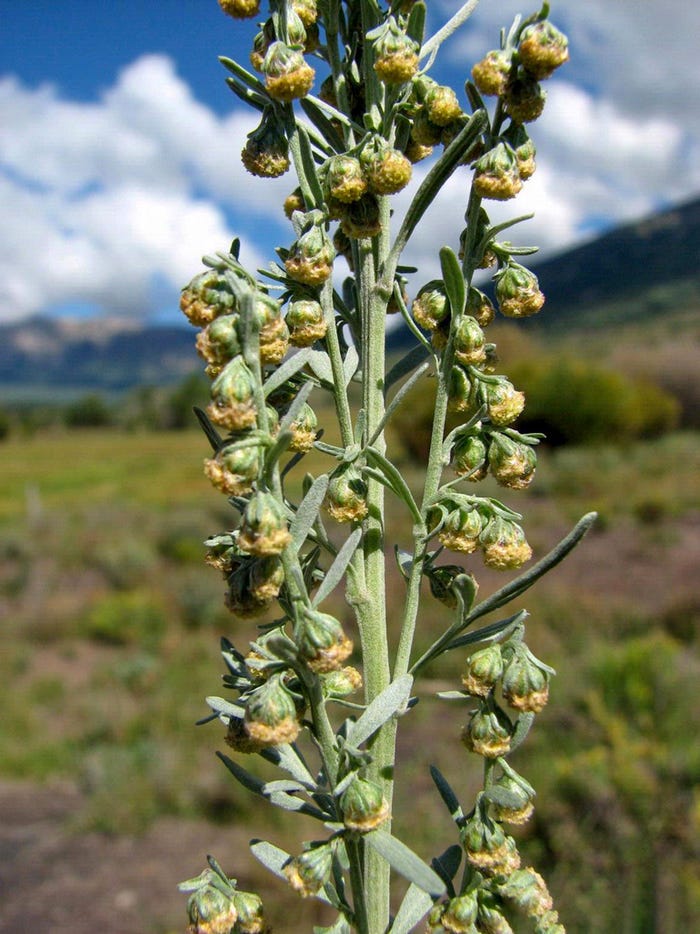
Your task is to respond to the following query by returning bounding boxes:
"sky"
[1,0,698,325]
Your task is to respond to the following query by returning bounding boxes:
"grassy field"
[1,427,700,932]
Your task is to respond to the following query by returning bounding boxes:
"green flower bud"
[372,17,420,84]
[232,889,269,933]
[244,673,301,747]
[286,298,327,346]
[439,891,479,933]
[453,315,487,366]
[477,900,515,934]
[501,644,550,713]
[326,465,368,524]
[196,314,241,368]
[241,110,290,179]
[283,843,334,897]
[284,187,307,219]
[473,142,522,201]
[466,287,496,327]
[412,280,450,331]
[471,49,513,97]
[361,142,413,195]
[285,213,335,286]
[461,644,504,697]
[453,434,488,481]
[297,607,353,673]
[288,402,318,452]
[495,261,545,318]
[404,137,434,164]
[339,192,383,239]
[180,270,236,327]
[410,108,444,146]
[533,909,565,934]
[320,666,363,698]
[225,712,267,754]
[324,154,368,204]
[447,365,474,413]
[479,516,532,570]
[182,868,238,934]
[262,42,315,102]
[484,379,525,426]
[204,440,261,496]
[505,124,537,179]
[488,433,537,490]
[207,356,258,432]
[340,775,390,832]
[427,565,474,610]
[518,21,569,79]
[504,73,546,124]
[218,0,260,20]
[239,491,292,557]
[204,532,239,574]
[498,867,553,919]
[490,771,536,825]
[424,84,463,127]
[462,700,513,758]
[226,556,281,618]
[249,27,271,72]
[460,806,521,876]
[438,504,484,555]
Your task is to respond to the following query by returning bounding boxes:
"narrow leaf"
[371,360,430,446]
[217,752,265,795]
[296,124,325,207]
[299,97,347,153]
[432,844,463,886]
[193,406,223,452]
[263,348,314,398]
[313,528,362,606]
[261,743,316,786]
[249,839,292,880]
[279,381,315,434]
[444,611,526,653]
[509,712,535,753]
[365,830,446,897]
[346,674,413,748]
[307,348,335,384]
[343,344,359,387]
[290,474,330,550]
[429,765,463,823]
[206,696,244,719]
[440,246,466,318]
[385,344,431,393]
[406,1,427,45]
[364,449,422,524]
[219,56,268,95]
[390,883,433,934]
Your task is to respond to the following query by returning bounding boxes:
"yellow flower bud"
[341,776,390,833]
[218,0,260,20]
[472,49,513,97]
[262,42,315,102]
[462,700,513,758]
[244,673,301,747]
[238,491,292,557]
[518,21,569,80]
[503,73,546,124]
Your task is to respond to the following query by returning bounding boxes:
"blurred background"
[1,1,699,932]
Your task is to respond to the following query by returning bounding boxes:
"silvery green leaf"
[261,744,316,786]
[193,406,223,453]
[429,765,463,823]
[365,830,446,896]
[263,348,314,398]
[296,125,325,208]
[217,753,265,795]
[262,779,309,795]
[206,696,244,719]
[267,791,329,820]
[439,246,466,319]
[278,381,315,434]
[432,844,463,886]
[307,348,335,384]
[435,690,468,701]
[346,674,413,748]
[406,1,427,44]
[510,712,535,753]
[390,883,433,934]
[385,344,431,393]
[250,839,292,880]
[394,547,414,580]
[343,344,359,387]
[483,785,527,810]
[445,611,526,652]
[290,475,330,550]
[313,528,362,607]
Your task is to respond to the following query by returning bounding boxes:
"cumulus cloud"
[0,55,288,321]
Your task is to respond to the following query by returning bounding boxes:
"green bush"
[81,590,167,648]
[64,393,113,428]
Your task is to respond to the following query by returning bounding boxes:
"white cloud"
[0,55,290,321]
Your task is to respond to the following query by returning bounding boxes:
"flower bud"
[438,504,484,555]
[285,214,335,286]
[232,889,269,933]
[501,644,550,713]
[438,891,479,933]
[488,433,537,490]
[477,901,515,934]
[495,261,545,318]
[518,21,569,79]
[288,402,318,452]
[207,357,258,432]
[484,379,525,426]
[471,50,513,97]
[196,314,241,368]
[181,271,236,327]
[284,843,334,897]
[185,873,238,934]
[461,806,521,876]
[326,465,368,524]
[372,17,420,84]
[453,315,487,366]
[241,111,290,178]
[498,867,553,919]
[248,555,286,604]
[503,73,546,124]
[239,491,291,557]
[473,142,522,201]
[490,772,536,825]
[284,187,306,219]
[412,280,450,332]
[320,666,363,698]
[410,109,444,146]
[466,287,496,327]
[340,193,384,239]
[333,226,355,268]
[462,645,504,697]
[262,42,315,102]
[533,909,565,934]
[244,673,301,747]
[427,565,474,610]
[505,124,537,180]
[453,434,488,481]
[226,556,282,618]
[257,308,289,366]
[293,0,318,27]
[218,0,260,20]
[404,137,434,163]
[447,365,474,413]
[204,441,260,496]
[361,143,413,196]
[324,154,367,203]
[341,776,390,833]
[286,298,327,346]
[424,84,463,127]
[204,533,239,574]
[462,700,513,758]
[297,607,353,673]
[479,516,532,570]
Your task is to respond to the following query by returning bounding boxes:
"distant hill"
[1,195,699,399]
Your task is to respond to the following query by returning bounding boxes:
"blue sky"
[1,0,698,324]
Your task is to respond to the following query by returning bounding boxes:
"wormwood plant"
[177,1,594,931]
